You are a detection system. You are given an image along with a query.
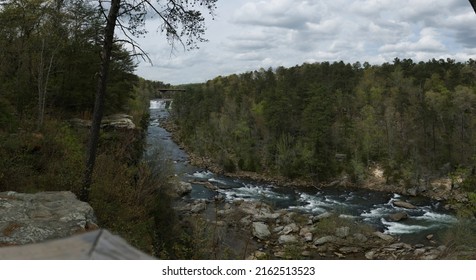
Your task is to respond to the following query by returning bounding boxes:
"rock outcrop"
[0,191,97,246]
[69,114,136,130]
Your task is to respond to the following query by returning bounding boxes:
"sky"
[130,0,476,85]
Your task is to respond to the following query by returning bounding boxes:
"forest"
[172,59,476,216]
[0,0,176,254]
[1,0,475,259]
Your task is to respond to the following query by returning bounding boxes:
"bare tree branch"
[470,0,476,14]
[143,0,185,51]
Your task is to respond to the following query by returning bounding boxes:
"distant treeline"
[172,59,476,190]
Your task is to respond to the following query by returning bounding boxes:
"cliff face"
[0,191,98,246]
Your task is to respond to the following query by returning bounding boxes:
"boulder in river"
[175,181,192,197]
[393,200,417,209]
[387,211,409,222]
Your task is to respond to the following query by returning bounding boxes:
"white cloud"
[131,0,476,84]
[379,28,446,54]
[233,0,324,29]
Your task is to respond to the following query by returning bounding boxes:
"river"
[146,99,458,243]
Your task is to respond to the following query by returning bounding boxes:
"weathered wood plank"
[0,230,154,260]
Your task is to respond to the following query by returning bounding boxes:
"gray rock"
[407,187,418,196]
[299,227,313,242]
[414,248,426,256]
[339,246,362,254]
[387,212,408,222]
[388,242,412,250]
[69,114,136,129]
[252,222,271,240]
[303,232,313,242]
[422,250,439,260]
[314,236,336,246]
[190,200,207,213]
[281,223,299,235]
[101,114,135,130]
[240,215,252,226]
[239,201,280,221]
[301,251,312,257]
[352,233,368,243]
[246,251,267,260]
[373,231,395,242]
[280,212,296,224]
[0,191,96,245]
[278,234,298,244]
[365,250,376,260]
[175,181,192,196]
[313,212,333,222]
[393,200,417,209]
[273,226,284,233]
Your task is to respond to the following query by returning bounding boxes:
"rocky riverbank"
[172,194,475,259]
[162,119,469,207]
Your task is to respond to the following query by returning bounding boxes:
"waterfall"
[150,100,166,109]
[150,99,173,110]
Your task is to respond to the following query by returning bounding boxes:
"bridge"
[157,88,186,93]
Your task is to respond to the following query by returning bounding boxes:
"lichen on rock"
[0,191,97,246]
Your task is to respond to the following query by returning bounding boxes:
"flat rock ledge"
[0,191,97,246]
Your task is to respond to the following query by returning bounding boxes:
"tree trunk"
[80,0,121,202]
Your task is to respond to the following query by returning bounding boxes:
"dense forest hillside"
[0,0,173,254]
[172,59,476,215]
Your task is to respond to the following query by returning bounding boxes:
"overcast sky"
[130,0,476,85]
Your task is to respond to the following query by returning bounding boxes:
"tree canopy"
[172,59,476,192]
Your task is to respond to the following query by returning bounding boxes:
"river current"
[146,99,458,242]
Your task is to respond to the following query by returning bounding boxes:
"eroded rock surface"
[0,191,97,246]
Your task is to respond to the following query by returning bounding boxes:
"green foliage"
[442,219,476,259]
[0,118,85,193]
[172,59,476,188]
[0,97,15,131]
[0,0,139,120]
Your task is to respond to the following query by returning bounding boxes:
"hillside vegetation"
[172,59,476,216]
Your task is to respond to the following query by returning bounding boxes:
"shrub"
[441,219,476,259]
